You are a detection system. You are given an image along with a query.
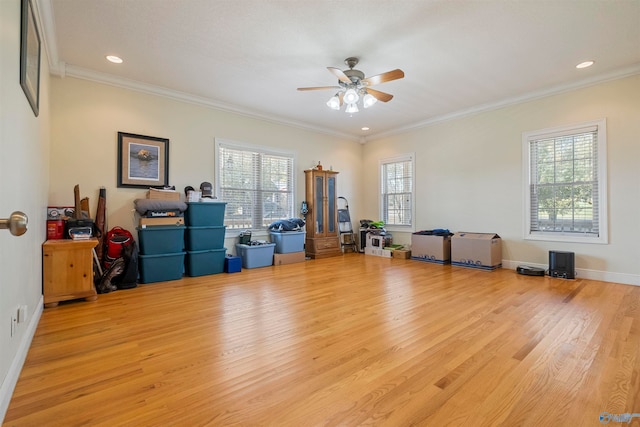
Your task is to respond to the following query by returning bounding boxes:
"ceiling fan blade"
[327,67,352,84]
[363,69,405,86]
[339,92,344,107]
[297,86,341,91]
[367,88,394,102]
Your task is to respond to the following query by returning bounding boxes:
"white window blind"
[523,119,607,244]
[216,140,294,230]
[380,155,414,227]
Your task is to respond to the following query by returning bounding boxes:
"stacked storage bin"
[269,230,306,265]
[185,202,227,276]
[137,225,186,284]
[235,242,276,268]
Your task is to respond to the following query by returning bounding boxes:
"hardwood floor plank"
[4,254,640,426]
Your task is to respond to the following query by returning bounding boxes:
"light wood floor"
[4,254,640,426]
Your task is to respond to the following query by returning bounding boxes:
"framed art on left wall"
[117,132,170,188]
[20,0,41,117]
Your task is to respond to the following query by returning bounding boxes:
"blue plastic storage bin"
[185,226,226,251]
[185,202,226,226]
[270,231,306,253]
[235,243,275,269]
[185,248,227,277]
[137,226,185,255]
[138,252,185,283]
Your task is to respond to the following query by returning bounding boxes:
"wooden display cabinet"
[42,239,98,307]
[304,169,341,258]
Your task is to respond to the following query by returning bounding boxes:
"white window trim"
[379,153,415,232]
[215,137,296,237]
[522,119,608,244]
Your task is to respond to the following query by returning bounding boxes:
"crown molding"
[60,61,640,145]
[366,63,640,141]
[35,0,66,76]
[60,65,359,143]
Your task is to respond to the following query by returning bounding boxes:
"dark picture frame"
[117,132,169,188]
[20,0,41,117]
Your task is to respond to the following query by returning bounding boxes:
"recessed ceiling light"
[106,55,123,64]
[576,60,594,69]
[361,127,370,131]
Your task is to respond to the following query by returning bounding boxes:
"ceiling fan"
[297,57,405,113]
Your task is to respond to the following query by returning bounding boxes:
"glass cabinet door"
[327,175,336,234]
[315,174,324,234]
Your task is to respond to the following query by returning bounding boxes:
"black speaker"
[549,251,575,279]
[359,229,369,252]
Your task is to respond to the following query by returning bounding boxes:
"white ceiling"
[40,0,640,141]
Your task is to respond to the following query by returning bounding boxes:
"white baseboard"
[502,259,640,286]
[0,295,43,423]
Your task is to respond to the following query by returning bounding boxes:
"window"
[380,154,414,229]
[216,139,295,231]
[523,119,607,244]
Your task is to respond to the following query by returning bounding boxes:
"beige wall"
[363,75,640,285]
[49,75,640,285]
[49,77,363,250]
[1,0,50,419]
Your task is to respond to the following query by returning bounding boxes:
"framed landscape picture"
[117,132,169,188]
[20,0,41,117]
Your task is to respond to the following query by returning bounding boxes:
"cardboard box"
[148,188,181,201]
[273,251,306,265]
[411,233,451,264]
[392,249,411,259]
[451,232,502,270]
[139,217,185,227]
[366,232,392,248]
[364,246,393,258]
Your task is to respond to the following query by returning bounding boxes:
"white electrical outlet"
[18,305,27,323]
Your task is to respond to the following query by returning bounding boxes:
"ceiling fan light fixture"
[301,57,405,114]
[345,103,359,114]
[326,95,341,110]
[343,88,359,104]
[363,93,377,108]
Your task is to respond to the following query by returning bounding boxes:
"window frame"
[522,119,608,244]
[215,138,296,236]
[379,153,415,232]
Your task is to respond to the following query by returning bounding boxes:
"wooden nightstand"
[42,239,98,308]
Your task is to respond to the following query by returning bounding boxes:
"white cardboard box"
[364,246,393,258]
[366,232,392,248]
